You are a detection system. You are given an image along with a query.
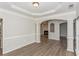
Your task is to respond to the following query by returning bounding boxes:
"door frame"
[59,22,67,49]
[0,18,3,55]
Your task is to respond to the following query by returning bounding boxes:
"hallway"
[4,39,74,56]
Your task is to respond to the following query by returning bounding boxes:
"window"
[50,23,54,32]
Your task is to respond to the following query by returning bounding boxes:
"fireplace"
[44,31,48,35]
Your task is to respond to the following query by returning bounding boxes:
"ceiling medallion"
[32,2,39,8]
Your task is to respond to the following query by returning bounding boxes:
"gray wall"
[60,23,67,37]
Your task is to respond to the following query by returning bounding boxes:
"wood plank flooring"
[0,48,2,56]
[4,39,74,56]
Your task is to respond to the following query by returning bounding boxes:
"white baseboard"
[67,49,79,56]
[3,34,36,54]
[67,48,74,52]
[49,39,60,41]
[3,41,35,54]
[76,50,79,56]
[35,41,40,43]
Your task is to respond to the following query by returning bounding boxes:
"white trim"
[76,50,79,56]
[0,8,34,20]
[35,11,76,23]
[11,4,34,16]
[4,33,35,40]
[37,11,76,20]
[10,4,76,19]
[3,33,36,54]
[11,4,62,16]
[0,5,76,20]
[3,41,35,54]
[67,48,74,52]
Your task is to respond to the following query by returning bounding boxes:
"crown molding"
[11,4,62,16]
[35,11,76,23]
[0,4,76,22]
[0,8,34,20]
[38,11,76,19]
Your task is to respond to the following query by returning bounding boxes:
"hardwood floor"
[40,35,48,43]
[60,36,67,49]
[0,48,2,56]
[4,39,74,56]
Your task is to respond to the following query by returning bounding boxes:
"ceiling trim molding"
[39,11,76,19]
[11,4,62,16]
[35,11,76,23]
[0,8,34,20]
[11,5,34,15]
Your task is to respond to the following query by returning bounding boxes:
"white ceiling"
[12,2,60,13]
[0,2,77,17]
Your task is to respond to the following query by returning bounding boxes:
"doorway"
[60,22,67,49]
[40,21,48,43]
[0,18,3,55]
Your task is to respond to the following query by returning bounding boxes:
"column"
[76,20,79,55]
[67,20,74,52]
[36,22,40,43]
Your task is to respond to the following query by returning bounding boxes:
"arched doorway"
[40,19,67,49]
[35,12,75,55]
[40,21,49,43]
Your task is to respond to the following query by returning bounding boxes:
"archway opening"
[40,19,67,50]
[40,21,49,43]
[60,22,67,49]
